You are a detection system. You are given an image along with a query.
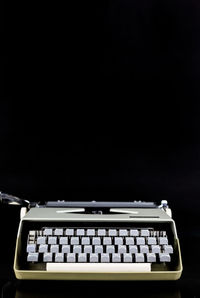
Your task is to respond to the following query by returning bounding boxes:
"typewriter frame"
[14,206,183,280]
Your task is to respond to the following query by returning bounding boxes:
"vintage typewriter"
[0,192,183,280]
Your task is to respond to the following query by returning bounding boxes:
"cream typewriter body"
[12,200,182,280]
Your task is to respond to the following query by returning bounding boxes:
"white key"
[27,252,38,262]
[27,244,36,253]
[54,229,63,236]
[147,237,157,245]
[90,253,98,262]
[81,237,90,245]
[50,245,59,253]
[147,253,156,263]
[84,245,93,253]
[159,253,171,262]
[94,245,103,253]
[103,237,112,245]
[106,245,115,254]
[67,253,76,262]
[125,237,134,245]
[135,253,144,262]
[136,237,145,245]
[55,253,64,262]
[163,245,173,254]
[76,229,85,236]
[43,252,52,262]
[158,237,168,245]
[47,263,151,272]
[37,237,46,244]
[48,237,57,245]
[92,237,101,245]
[140,245,149,253]
[87,229,95,236]
[29,231,36,237]
[97,229,106,236]
[140,229,150,237]
[119,229,128,236]
[118,245,127,254]
[100,253,110,263]
[78,253,87,262]
[129,245,138,253]
[39,244,48,253]
[151,245,161,253]
[123,253,132,263]
[112,253,121,263]
[73,245,82,253]
[71,237,79,245]
[59,237,68,245]
[114,237,123,245]
[108,229,117,236]
[65,229,74,236]
[130,230,139,236]
[43,229,52,236]
[61,245,70,253]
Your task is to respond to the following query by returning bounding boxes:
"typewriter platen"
[12,200,182,280]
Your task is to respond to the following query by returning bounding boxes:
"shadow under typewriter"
[2,280,182,298]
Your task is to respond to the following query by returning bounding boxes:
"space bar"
[46,263,151,272]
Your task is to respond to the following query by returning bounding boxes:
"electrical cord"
[0,191,30,207]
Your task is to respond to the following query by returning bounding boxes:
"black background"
[1,0,200,297]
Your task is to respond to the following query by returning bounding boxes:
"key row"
[27,252,171,263]
[29,228,167,237]
[27,244,173,254]
[32,236,169,246]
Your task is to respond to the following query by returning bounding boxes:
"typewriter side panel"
[14,220,23,277]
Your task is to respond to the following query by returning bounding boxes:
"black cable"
[0,191,30,207]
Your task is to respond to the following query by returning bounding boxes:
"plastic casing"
[14,207,183,280]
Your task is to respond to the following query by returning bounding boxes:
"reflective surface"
[1,278,200,298]
[1,280,183,298]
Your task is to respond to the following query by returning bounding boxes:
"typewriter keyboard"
[26,227,174,265]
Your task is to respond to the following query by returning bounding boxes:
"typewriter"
[0,192,183,280]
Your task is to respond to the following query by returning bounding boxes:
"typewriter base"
[13,207,183,281]
[14,270,182,280]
